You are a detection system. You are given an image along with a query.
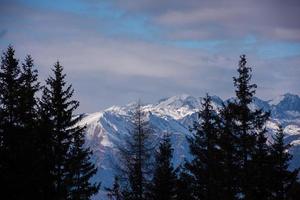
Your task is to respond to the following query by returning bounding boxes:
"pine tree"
[37,86,58,200]
[40,61,72,199]
[39,61,99,200]
[66,119,100,200]
[0,45,23,199]
[19,55,40,126]
[270,125,299,200]
[0,45,21,125]
[232,55,270,199]
[117,102,153,200]
[149,134,177,200]
[186,94,222,200]
[18,54,42,198]
[249,111,272,200]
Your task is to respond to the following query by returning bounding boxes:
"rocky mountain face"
[79,93,300,198]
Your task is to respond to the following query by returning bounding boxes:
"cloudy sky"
[1,0,299,112]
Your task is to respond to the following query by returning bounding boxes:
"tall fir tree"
[270,125,299,200]
[149,133,177,200]
[37,86,58,200]
[232,55,270,199]
[39,61,99,200]
[0,45,25,199]
[0,45,21,125]
[117,102,153,200]
[19,54,42,198]
[186,94,222,200]
[19,55,40,126]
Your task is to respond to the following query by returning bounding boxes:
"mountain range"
[78,93,300,198]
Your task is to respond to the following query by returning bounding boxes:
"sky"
[0,0,300,113]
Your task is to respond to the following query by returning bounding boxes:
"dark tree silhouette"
[19,54,42,198]
[39,62,99,200]
[232,55,270,199]
[175,167,194,200]
[0,45,26,199]
[149,133,177,200]
[66,118,100,200]
[270,125,299,200]
[186,94,222,200]
[249,115,272,200]
[19,55,40,126]
[218,102,240,200]
[117,102,153,200]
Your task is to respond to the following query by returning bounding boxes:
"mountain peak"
[276,93,300,112]
[80,92,300,198]
[270,93,300,106]
[156,94,200,109]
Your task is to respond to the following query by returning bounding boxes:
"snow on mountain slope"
[269,93,300,123]
[80,93,300,199]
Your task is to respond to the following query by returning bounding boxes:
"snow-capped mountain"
[80,93,300,199]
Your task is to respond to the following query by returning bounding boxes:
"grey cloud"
[109,0,300,41]
[0,0,299,112]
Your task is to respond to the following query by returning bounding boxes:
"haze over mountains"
[79,93,300,197]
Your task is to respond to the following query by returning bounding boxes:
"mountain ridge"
[81,93,300,199]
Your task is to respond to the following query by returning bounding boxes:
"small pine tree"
[117,102,153,200]
[249,124,272,200]
[149,133,177,200]
[270,125,299,200]
[186,94,222,200]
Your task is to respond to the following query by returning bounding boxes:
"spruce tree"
[37,87,57,200]
[249,112,272,200]
[117,102,153,200]
[0,45,23,199]
[19,55,40,126]
[149,134,177,200]
[39,61,99,200]
[270,125,299,200]
[19,54,42,198]
[66,119,100,200]
[186,94,222,200]
[0,45,21,125]
[232,55,270,199]
[0,46,46,199]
